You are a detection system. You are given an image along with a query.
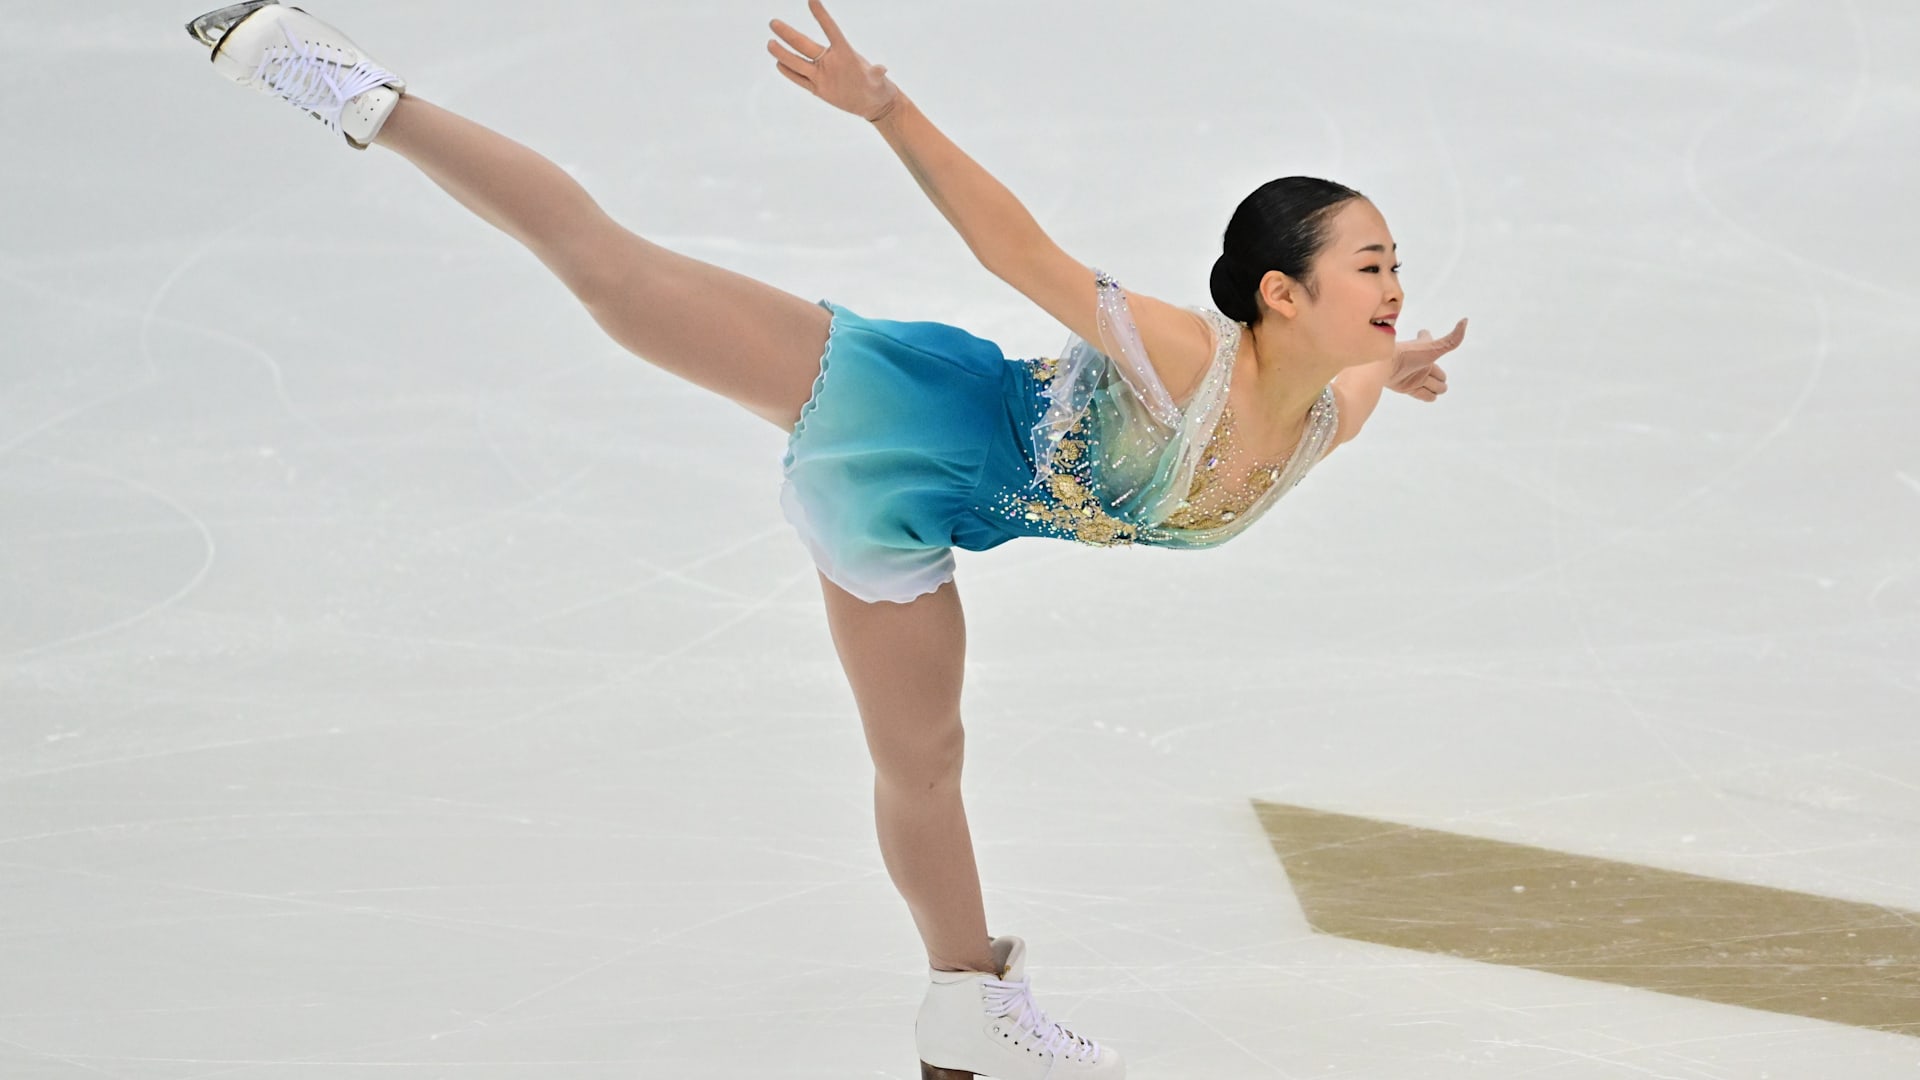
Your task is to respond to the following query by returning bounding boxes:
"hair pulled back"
[1209,177,1365,326]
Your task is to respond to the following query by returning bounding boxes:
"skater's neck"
[1244,319,1345,425]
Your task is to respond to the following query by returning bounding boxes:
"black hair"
[1208,176,1367,325]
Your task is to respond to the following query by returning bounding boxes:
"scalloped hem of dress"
[782,300,842,471]
[778,480,955,605]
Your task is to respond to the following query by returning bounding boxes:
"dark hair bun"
[1211,177,1366,326]
[1209,254,1258,325]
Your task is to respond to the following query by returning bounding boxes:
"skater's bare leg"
[369,93,990,969]
[818,572,997,975]
[372,95,828,432]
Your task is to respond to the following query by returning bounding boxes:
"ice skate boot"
[187,1,405,150]
[916,936,1124,1080]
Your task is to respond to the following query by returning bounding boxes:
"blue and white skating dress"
[779,269,1339,604]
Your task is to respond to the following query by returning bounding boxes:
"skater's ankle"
[930,949,1000,976]
[368,92,420,149]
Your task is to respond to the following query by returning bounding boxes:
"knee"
[869,713,966,794]
[560,221,658,308]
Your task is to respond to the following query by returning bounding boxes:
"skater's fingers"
[768,18,825,61]
[769,20,825,62]
[772,58,814,90]
[809,0,852,48]
[767,37,818,71]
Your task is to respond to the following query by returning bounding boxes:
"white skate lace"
[982,975,1102,1068]
[247,22,396,138]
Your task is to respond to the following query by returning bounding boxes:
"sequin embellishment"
[975,267,1339,551]
[1162,392,1337,532]
[976,355,1337,548]
[979,355,1140,547]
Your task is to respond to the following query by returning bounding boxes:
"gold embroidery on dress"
[1023,421,1139,547]
[979,351,1334,548]
[977,357,1139,547]
[1162,404,1290,532]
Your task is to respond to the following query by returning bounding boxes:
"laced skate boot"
[916,936,1124,1080]
[187,1,405,150]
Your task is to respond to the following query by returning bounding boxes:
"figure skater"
[183,2,1468,1076]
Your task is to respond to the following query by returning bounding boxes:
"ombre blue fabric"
[779,282,1338,605]
[778,300,1031,604]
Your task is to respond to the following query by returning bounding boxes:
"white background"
[2,1,1917,1075]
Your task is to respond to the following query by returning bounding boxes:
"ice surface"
[2,1,1917,1076]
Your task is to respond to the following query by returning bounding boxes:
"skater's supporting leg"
[818,572,998,975]
[373,95,830,432]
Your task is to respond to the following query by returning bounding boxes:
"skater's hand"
[1388,318,1468,402]
[768,0,901,123]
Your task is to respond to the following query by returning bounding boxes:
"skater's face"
[1257,200,1405,367]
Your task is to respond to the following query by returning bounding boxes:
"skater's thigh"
[576,227,829,433]
[817,571,967,783]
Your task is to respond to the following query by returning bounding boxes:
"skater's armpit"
[988,239,1213,408]
[1326,359,1391,455]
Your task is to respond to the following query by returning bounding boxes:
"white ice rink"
[3,1,1918,1076]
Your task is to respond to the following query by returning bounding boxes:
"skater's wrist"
[866,87,906,126]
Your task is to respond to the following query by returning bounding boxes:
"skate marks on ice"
[1254,801,1920,1037]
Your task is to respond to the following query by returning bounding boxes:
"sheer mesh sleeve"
[1025,269,1238,525]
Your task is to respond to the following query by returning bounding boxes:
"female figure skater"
[184,2,1466,1076]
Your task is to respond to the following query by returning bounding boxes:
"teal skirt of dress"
[779,300,1054,605]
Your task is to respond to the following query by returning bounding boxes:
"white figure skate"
[187,1,405,150]
[916,936,1124,1080]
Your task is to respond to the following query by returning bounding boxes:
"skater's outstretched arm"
[1324,319,1468,453]
[768,1,1216,399]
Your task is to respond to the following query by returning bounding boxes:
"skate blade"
[185,0,280,47]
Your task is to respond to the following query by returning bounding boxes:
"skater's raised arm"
[768,1,1216,397]
[867,98,1050,279]
[767,3,1047,275]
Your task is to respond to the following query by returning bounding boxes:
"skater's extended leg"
[373,95,829,432]
[818,572,997,975]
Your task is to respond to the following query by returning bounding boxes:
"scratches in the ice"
[422,560,817,749]
[0,456,215,663]
[1681,0,1886,301]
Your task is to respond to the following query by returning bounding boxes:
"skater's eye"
[1363,264,1403,274]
